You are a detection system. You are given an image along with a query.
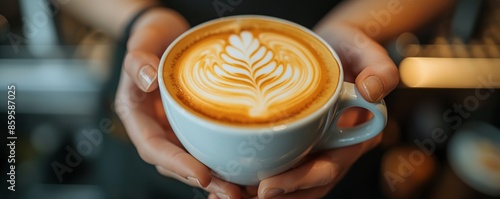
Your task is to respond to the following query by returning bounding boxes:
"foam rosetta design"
[177,31,322,122]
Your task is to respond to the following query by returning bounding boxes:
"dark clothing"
[161,0,342,28]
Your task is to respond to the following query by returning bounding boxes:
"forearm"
[60,0,158,38]
[315,0,456,43]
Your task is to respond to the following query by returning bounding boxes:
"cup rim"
[158,15,345,134]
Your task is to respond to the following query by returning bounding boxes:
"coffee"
[158,16,387,185]
[163,17,340,125]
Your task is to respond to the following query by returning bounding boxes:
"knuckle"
[137,147,153,164]
[124,51,142,72]
[389,66,400,82]
[123,51,135,66]
[155,165,174,178]
[113,98,124,117]
[155,165,165,175]
[320,162,340,186]
[384,63,400,87]
[390,64,400,77]
[113,93,132,121]
[168,150,187,174]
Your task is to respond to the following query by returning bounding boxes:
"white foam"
[178,31,321,119]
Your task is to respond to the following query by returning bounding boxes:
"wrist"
[315,21,386,53]
[130,7,190,39]
[314,21,359,44]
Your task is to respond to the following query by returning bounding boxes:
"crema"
[163,17,340,125]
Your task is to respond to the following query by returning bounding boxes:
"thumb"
[123,50,160,92]
[315,24,399,102]
[122,8,189,92]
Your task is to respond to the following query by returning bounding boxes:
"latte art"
[164,18,339,125]
[177,31,321,121]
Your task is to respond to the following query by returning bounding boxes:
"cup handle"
[314,82,387,150]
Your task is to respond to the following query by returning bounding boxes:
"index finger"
[257,133,383,199]
[114,74,212,187]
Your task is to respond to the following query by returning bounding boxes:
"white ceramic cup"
[158,15,388,185]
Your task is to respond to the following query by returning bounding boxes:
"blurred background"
[0,0,499,199]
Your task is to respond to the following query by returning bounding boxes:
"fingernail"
[362,76,383,101]
[216,192,230,199]
[187,176,203,188]
[138,65,157,91]
[264,188,284,199]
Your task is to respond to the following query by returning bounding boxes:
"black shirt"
[161,0,342,29]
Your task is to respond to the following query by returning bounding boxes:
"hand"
[114,8,244,199]
[242,23,399,199]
